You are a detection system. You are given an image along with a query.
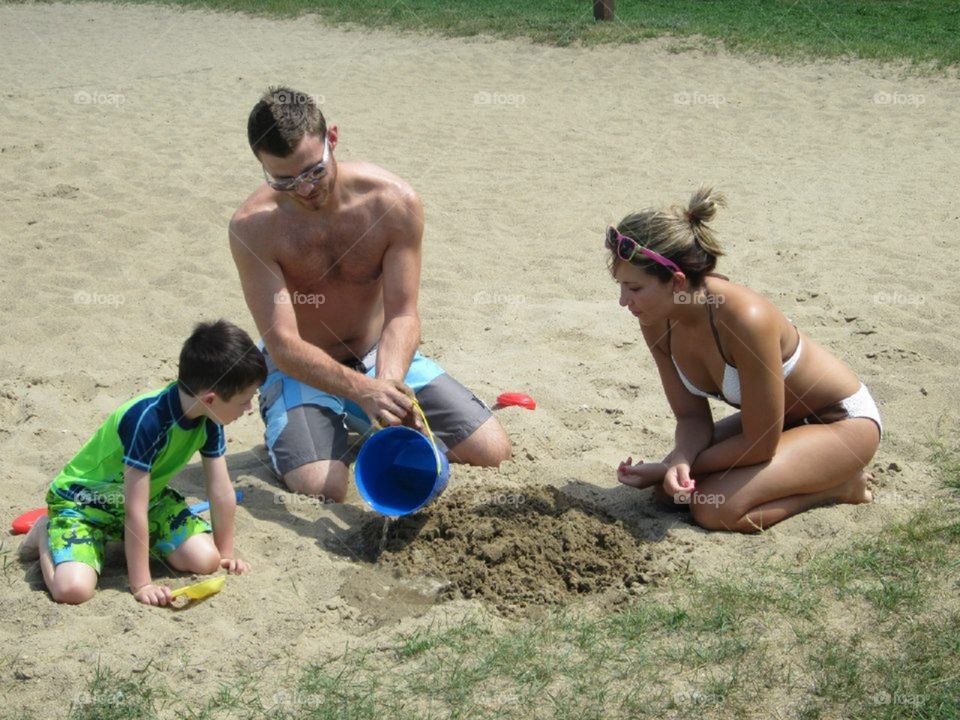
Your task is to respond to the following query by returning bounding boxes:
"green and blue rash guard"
[47,383,225,515]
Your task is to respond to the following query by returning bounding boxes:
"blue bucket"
[355,426,450,516]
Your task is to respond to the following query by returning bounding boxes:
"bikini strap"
[665,319,673,355]
[707,302,736,367]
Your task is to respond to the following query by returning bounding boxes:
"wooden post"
[594,0,616,21]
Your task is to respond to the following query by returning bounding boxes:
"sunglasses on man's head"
[605,226,681,274]
[262,135,330,192]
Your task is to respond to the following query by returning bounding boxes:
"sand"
[1,1,959,715]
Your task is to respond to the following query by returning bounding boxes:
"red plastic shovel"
[495,392,536,411]
[11,508,47,535]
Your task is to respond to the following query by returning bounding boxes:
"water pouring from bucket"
[355,401,450,517]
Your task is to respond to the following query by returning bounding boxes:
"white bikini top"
[667,304,802,408]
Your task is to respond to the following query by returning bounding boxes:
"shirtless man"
[229,87,511,502]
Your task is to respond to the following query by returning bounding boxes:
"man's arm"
[228,210,414,424]
[376,189,424,383]
[228,212,368,399]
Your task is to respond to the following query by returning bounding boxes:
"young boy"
[18,320,267,606]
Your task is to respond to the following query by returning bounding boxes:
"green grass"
[27,0,960,68]
[70,513,960,716]
[68,504,960,717]
[68,425,960,719]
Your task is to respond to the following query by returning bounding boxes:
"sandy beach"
[1,2,958,715]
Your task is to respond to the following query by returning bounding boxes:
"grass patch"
[23,0,960,68]
[70,499,960,718]
[70,426,960,718]
[70,663,169,720]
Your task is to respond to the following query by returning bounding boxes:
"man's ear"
[199,390,218,407]
[327,123,339,152]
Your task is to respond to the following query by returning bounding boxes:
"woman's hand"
[663,463,697,504]
[617,457,668,488]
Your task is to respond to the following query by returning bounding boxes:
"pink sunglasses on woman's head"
[606,226,682,274]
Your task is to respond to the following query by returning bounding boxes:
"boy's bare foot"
[17,515,47,561]
[840,470,874,505]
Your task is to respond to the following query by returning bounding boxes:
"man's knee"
[448,419,512,467]
[283,461,349,503]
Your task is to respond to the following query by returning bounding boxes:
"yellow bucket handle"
[411,400,443,475]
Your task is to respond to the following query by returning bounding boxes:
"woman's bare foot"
[838,470,874,505]
[17,515,47,561]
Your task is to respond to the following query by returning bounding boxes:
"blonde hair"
[609,186,726,284]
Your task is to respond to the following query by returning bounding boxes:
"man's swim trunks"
[258,344,493,476]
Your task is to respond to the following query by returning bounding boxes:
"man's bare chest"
[276,220,387,287]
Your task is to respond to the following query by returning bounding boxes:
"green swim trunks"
[43,382,224,574]
[46,486,211,574]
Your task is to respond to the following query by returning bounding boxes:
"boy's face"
[200,384,259,425]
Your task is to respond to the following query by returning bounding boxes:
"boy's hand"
[132,583,172,606]
[220,557,250,574]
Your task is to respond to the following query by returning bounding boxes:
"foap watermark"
[873,290,924,306]
[473,91,526,107]
[273,493,337,507]
[676,491,725,507]
[673,690,721,706]
[73,290,125,307]
[477,493,525,507]
[73,690,128,707]
[674,291,725,306]
[673,91,726,108]
[71,489,124,507]
[274,90,324,107]
[274,289,326,307]
[873,91,925,107]
[73,90,126,108]
[272,690,324,709]
[473,290,526,306]
[870,691,923,708]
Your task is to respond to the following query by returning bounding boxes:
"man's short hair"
[178,320,267,400]
[247,86,326,158]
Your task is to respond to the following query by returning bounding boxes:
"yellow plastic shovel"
[170,575,226,607]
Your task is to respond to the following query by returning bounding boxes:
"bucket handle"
[411,400,443,475]
[370,400,443,475]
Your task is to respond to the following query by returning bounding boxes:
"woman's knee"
[689,495,749,532]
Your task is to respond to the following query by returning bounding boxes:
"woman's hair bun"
[686,186,726,225]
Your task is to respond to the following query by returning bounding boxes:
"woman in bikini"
[611,187,881,532]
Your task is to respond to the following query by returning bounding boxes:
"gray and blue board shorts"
[259,344,493,476]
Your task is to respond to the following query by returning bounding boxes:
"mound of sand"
[350,484,658,614]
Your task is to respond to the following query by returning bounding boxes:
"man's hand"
[357,376,416,428]
[220,557,251,574]
[132,583,172,606]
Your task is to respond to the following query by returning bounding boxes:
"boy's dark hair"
[248,86,326,158]
[178,320,267,400]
